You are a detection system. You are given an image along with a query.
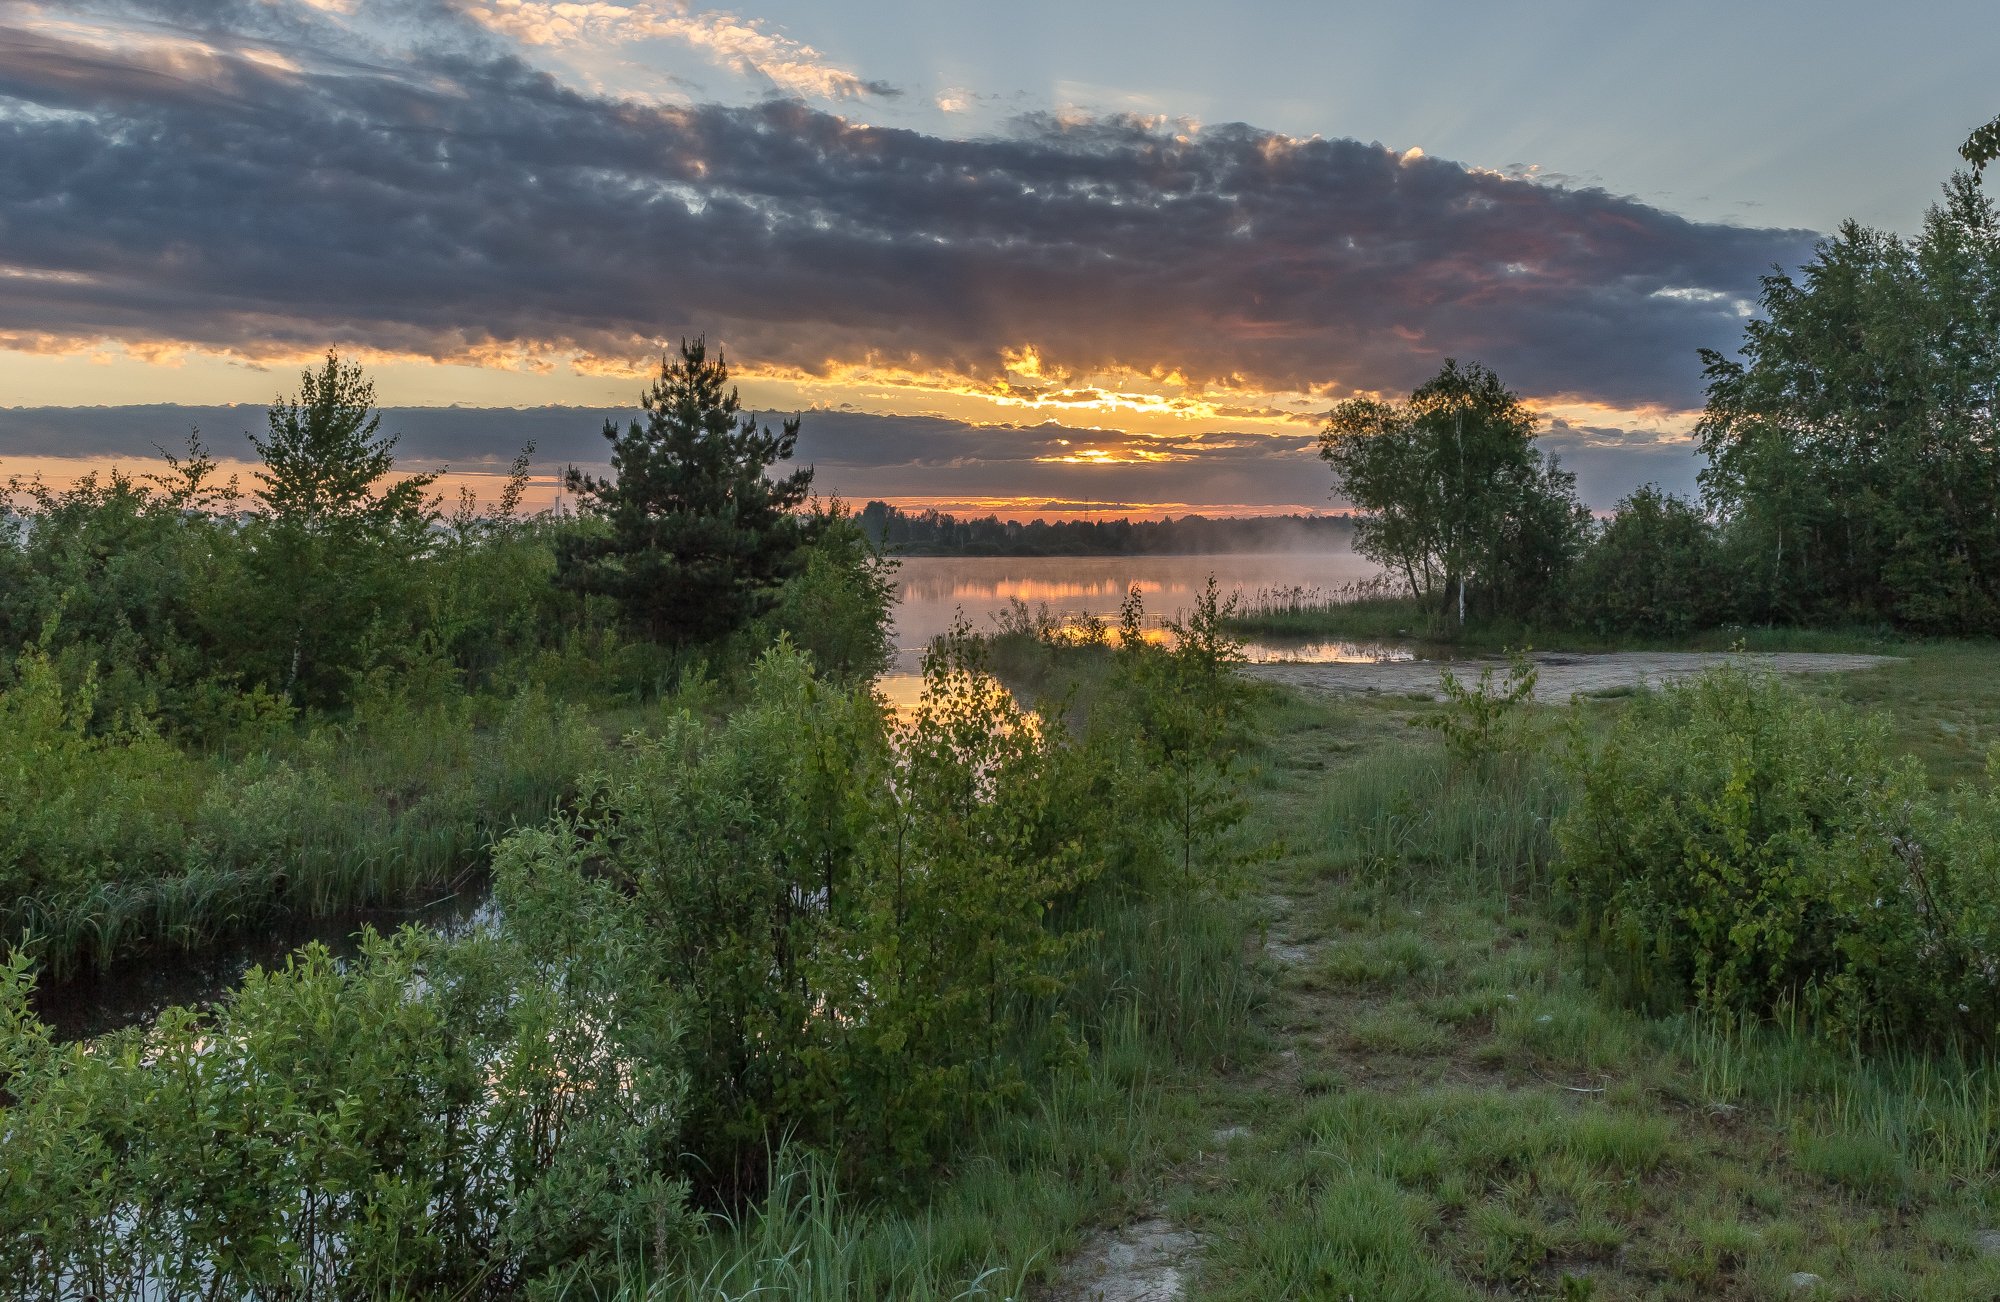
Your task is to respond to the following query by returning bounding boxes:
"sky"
[0,0,1992,515]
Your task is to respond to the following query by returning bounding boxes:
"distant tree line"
[856,501,1356,556]
[1324,133,2000,639]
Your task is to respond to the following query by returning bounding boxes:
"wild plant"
[0,887,692,1299]
[1558,668,2000,1048]
[1099,579,1262,894]
[1415,649,1540,767]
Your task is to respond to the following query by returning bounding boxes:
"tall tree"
[1697,166,2000,632]
[1319,359,1586,626]
[1963,111,2000,177]
[559,339,813,644]
[241,353,439,704]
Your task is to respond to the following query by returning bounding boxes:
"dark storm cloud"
[0,4,1815,410]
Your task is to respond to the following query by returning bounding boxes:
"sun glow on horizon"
[0,333,1702,518]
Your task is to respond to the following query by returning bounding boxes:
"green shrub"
[0,648,199,921]
[514,636,1116,1201]
[0,456,239,732]
[1415,651,1540,766]
[1093,579,1261,893]
[766,502,898,682]
[0,860,692,1298]
[1570,485,1725,636]
[1558,669,2000,1047]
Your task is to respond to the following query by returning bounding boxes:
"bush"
[1571,486,1725,637]
[0,647,199,923]
[766,503,898,682]
[1415,651,1540,767]
[1558,670,2000,1047]
[517,636,1114,1200]
[1094,579,1260,892]
[0,458,238,731]
[0,857,691,1298]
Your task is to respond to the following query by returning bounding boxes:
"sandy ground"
[1047,1217,1201,1301]
[1242,650,1900,703]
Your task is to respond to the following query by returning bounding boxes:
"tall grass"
[1676,1011,2000,1201]
[631,1159,1017,1301]
[1224,577,1417,641]
[623,895,1255,1300]
[1311,741,1565,905]
[12,686,603,977]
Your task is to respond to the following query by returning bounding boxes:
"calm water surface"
[43,550,1403,1038]
[878,550,1401,710]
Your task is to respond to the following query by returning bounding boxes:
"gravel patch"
[1048,1218,1200,1302]
[1243,651,1898,703]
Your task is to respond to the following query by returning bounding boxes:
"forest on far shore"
[855,501,1357,555]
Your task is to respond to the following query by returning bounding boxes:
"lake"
[878,550,1401,710]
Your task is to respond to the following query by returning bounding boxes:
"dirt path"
[1243,650,1898,703]
[1117,673,2000,1298]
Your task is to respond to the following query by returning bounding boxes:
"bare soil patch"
[1045,1217,1201,1302]
[1243,650,1898,702]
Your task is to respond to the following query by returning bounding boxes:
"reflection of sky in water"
[878,550,1402,706]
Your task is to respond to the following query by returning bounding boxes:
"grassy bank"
[1226,587,1925,658]
[4,674,614,979]
[1,597,1271,1297]
[1101,643,2000,1298]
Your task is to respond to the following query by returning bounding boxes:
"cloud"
[1538,417,1703,506]
[456,0,898,100]
[0,1,1816,428]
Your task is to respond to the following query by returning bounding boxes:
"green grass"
[1224,589,1925,657]
[1804,641,2000,785]
[1163,672,2000,1299]
[16,689,607,978]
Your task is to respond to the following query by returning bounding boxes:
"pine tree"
[559,339,813,643]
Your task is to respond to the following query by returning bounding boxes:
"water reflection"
[888,552,1384,672]
[1251,638,1416,664]
[879,551,1401,704]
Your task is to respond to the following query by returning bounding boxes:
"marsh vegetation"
[6,126,2000,1302]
